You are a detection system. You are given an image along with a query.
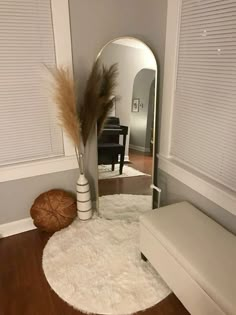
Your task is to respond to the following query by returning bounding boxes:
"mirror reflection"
[97,37,157,209]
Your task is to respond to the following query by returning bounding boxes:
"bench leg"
[119,153,124,174]
[111,155,115,171]
[141,252,147,262]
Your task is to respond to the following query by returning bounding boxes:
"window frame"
[159,0,236,215]
[0,0,78,183]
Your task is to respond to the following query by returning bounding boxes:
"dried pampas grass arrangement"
[80,61,118,145]
[48,62,118,220]
[79,60,103,146]
[48,61,118,157]
[97,63,119,135]
[48,66,81,163]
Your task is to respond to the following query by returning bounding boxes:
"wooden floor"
[98,149,153,196]
[99,175,152,196]
[0,150,190,315]
[128,149,153,175]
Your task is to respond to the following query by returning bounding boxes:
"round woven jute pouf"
[30,189,77,232]
[42,194,170,315]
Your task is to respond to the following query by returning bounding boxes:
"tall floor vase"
[77,153,92,220]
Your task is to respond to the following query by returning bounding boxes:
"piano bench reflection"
[98,143,125,175]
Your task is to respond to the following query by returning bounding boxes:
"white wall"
[130,69,155,152]
[99,43,156,158]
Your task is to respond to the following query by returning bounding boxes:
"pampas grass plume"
[97,63,119,135]
[49,66,81,150]
[80,61,119,144]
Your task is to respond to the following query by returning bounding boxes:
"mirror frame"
[95,36,158,211]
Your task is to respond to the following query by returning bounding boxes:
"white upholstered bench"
[140,201,236,315]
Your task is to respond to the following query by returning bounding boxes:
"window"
[0,0,64,167]
[171,0,236,192]
[159,0,236,214]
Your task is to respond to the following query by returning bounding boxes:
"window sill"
[0,155,78,183]
[158,154,236,216]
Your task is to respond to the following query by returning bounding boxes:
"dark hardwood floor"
[99,176,152,196]
[0,229,189,315]
[128,149,153,175]
[0,150,190,315]
[98,149,153,196]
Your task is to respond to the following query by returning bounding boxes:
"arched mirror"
[96,37,158,215]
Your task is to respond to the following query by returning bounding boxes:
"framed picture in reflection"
[132,99,139,112]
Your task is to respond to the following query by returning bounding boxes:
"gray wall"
[0,0,167,226]
[0,169,79,225]
[130,69,155,152]
[99,43,156,157]
[69,0,168,201]
[146,79,155,149]
[158,170,236,235]
[2,1,233,235]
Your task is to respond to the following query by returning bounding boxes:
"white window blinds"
[0,0,64,166]
[171,0,236,192]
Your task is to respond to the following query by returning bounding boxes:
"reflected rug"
[43,194,170,315]
[99,194,152,221]
[98,164,150,179]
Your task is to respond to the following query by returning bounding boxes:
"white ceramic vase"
[77,153,92,220]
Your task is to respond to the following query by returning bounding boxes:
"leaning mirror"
[96,37,158,218]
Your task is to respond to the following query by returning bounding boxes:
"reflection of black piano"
[98,117,128,175]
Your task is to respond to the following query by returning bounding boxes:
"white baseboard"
[0,217,36,238]
[125,155,130,162]
[118,155,130,162]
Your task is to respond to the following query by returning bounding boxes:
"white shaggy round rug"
[99,194,152,221]
[43,194,170,315]
[98,164,150,179]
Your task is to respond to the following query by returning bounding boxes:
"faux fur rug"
[98,164,150,179]
[43,194,170,315]
[99,194,152,221]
